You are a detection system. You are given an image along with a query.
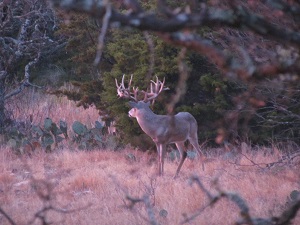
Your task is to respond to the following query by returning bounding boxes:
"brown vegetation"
[0,143,299,224]
[1,87,299,225]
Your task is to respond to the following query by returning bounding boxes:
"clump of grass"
[5,88,99,132]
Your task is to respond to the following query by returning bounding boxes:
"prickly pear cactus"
[72,121,104,150]
[40,118,65,151]
[60,120,68,138]
[5,117,111,152]
[72,121,88,136]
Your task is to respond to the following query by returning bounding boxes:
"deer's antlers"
[115,74,138,101]
[143,76,169,103]
[115,74,168,103]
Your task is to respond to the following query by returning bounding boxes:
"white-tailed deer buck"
[116,75,203,177]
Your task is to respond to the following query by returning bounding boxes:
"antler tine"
[121,74,126,89]
[150,81,154,93]
[132,86,139,101]
[159,77,165,93]
[115,77,120,89]
[116,74,168,103]
[144,76,168,103]
[115,74,140,102]
[128,74,133,90]
[150,76,158,93]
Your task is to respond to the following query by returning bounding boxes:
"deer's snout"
[128,108,136,118]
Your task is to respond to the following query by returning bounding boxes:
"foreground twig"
[50,0,300,80]
[126,195,158,225]
[183,175,300,225]
[94,2,112,66]
[167,47,189,114]
[0,207,17,225]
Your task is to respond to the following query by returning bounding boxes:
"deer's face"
[128,101,150,118]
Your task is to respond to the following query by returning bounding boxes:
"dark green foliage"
[52,80,103,109]
[100,28,180,146]
[52,0,300,147]
[55,13,102,82]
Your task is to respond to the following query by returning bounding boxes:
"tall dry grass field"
[5,88,99,129]
[0,147,299,225]
[0,90,299,224]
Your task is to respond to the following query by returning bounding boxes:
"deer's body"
[130,102,196,143]
[116,75,203,177]
[129,101,202,177]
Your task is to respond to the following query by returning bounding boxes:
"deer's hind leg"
[174,141,187,178]
[189,137,205,171]
[189,137,202,155]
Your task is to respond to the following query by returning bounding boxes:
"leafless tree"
[0,0,66,131]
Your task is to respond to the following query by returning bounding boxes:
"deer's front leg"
[156,143,166,176]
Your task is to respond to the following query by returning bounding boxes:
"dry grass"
[5,88,99,130]
[0,146,299,225]
[1,90,300,224]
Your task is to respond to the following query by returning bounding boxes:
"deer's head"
[115,74,168,117]
[128,101,151,118]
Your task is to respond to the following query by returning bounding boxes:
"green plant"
[72,120,105,150]
[6,118,67,153]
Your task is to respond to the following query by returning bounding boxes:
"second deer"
[116,75,204,178]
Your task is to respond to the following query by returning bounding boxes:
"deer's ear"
[129,101,137,108]
[145,101,151,107]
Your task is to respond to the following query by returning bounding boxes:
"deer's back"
[150,112,197,143]
[175,112,197,123]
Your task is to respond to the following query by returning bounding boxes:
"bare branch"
[143,31,155,80]
[49,0,300,81]
[167,47,189,113]
[184,175,300,225]
[94,2,112,66]
[0,207,17,225]
[4,53,43,100]
[126,195,158,225]
[50,1,300,45]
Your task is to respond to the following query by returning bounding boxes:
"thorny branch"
[143,31,155,81]
[0,207,16,225]
[167,47,189,114]
[227,152,267,169]
[94,2,112,66]
[182,175,300,225]
[109,174,159,225]
[50,0,300,136]
[50,0,300,81]
[126,195,158,225]
[0,168,91,225]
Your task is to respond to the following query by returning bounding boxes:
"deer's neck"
[136,109,160,136]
